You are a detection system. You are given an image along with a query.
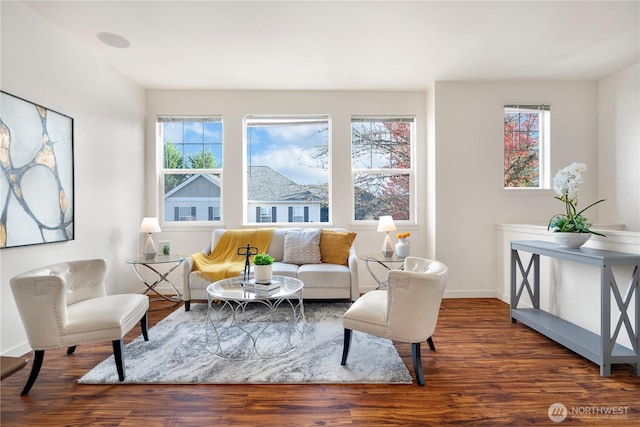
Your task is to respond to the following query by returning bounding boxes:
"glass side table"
[359,253,406,289]
[126,254,186,310]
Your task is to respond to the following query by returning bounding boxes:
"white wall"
[145,90,427,293]
[433,81,600,296]
[0,2,146,356]
[2,3,636,358]
[598,63,640,231]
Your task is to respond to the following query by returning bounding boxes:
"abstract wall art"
[0,91,74,248]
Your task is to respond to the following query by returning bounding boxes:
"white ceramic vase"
[552,232,591,249]
[395,238,410,258]
[253,264,273,284]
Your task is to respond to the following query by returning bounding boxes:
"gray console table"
[510,240,639,376]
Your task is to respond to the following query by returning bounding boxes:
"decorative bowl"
[552,232,591,249]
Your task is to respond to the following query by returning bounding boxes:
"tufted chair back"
[9,259,149,395]
[10,259,108,349]
[386,257,449,343]
[341,256,449,386]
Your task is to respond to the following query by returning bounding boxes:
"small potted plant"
[253,253,274,284]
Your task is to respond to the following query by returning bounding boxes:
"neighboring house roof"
[247,166,323,203]
[300,184,328,203]
[164,166,324,203]
[165,173,221,199]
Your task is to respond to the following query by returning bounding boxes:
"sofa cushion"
[298,263,351,289]
[283,229,322,265]
[269,262,299,277]
[320,230,357,266]
[266,228,300,261]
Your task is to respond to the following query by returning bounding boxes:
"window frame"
[503,105,551,190]
[157,115,223,225]
[244,114,331,225]
[351,115,415,223]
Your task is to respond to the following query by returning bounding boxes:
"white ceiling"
[23,0,640,90]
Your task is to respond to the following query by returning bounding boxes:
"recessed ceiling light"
[97,32,130,49]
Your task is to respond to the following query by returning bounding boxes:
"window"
[245,116,329,224]
[351,117,414,221]
[158,116,223,223]
[290,206,308,222]
[256,206,275,223]
[504,105,550,188]
[208,207,220,221]
[175,206,196,221]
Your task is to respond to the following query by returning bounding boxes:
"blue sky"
[162,119,329,185]
[247,123,328,185]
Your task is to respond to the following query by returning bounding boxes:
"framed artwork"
[158,240,171,255]
[0,91,74,248]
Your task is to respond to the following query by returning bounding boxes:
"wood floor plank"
[2,298,639,426]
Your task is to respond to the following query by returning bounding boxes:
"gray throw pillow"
[283,229,322,265]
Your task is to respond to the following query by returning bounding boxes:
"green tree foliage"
[163,139,220,192]
[188,151,219,169]
[164,139,186,192]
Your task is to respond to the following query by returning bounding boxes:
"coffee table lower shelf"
[206,275,305,360]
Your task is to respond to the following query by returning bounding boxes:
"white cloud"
[252,144,327,185]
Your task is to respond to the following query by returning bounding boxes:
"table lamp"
[377,215,396,257]
[139,217,161,259]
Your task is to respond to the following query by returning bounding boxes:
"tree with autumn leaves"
[307,120,411,221]
[352,120,411,220]
[504,111,540,187]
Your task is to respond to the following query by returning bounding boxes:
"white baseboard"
[2,343,32,358]
[359,286,500,299]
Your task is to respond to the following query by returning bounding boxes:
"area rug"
[79,302,413,384]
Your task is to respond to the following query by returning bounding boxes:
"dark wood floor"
[1,298,638,426]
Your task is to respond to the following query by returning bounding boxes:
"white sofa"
[183,228,359,311]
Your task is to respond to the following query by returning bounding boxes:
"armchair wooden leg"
[427,336,435,351]
[20,350,44,396]
[184,300,191,312]
[112,339,125,381]
[141,312,149,341]
[411,342,425,386]
[66,346,77,355]
[340,329,352,365]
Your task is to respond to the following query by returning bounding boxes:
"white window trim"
[157,115,223,226]
[243,114,331,225]
[351,116,416,223]
[503,106,551,190]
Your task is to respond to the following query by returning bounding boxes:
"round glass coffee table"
[206,275,304,360]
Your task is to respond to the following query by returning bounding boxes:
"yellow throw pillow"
[320,230,357,266]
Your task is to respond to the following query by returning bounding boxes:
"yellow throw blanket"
[191,228,275,282]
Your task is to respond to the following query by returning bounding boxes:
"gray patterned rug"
[79,302,413,384]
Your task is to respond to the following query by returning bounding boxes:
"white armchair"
[9,259,149,395]
[341,256,449,386]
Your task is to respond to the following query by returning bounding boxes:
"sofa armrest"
[182,257,195,302]
[182,242,211,302]
[347,245,360,301]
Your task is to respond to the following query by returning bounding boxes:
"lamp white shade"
[139,217,161,259]
[377,216,396,257]
[377,215,396,232]
[139,217,161,233]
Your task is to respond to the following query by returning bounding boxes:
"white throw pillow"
[283,229,322,265]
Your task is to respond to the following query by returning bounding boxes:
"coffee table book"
[242,279,281,292]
